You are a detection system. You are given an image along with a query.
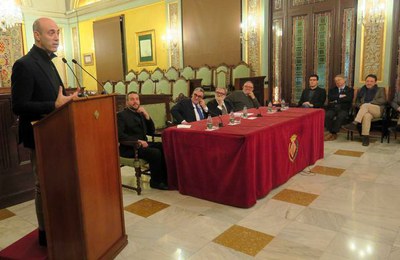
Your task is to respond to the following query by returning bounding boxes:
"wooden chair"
[165,66,179,81]
[140,79,156,94]
[103,80,114,93]
[172,77,190,101]
[125,70,137,81]
[114,80,127,94]
[137,69,151,82]
[119,140,150,195]
[155,77,172,94]
[231,61,251,86]
[214,63,230,88]
[181,65,195,80]
[196,64,213,90]
[127,79,140,93]
[150,67,165,82]
[387,106,399,142]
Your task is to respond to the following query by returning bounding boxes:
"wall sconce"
[357,0,385,26]
[240,15,258,46]
[162,28,179,52]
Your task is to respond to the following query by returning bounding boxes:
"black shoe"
[362,136,370,146]
[342,122,358,131]
[150,182,169,190]
[38,229,47,247]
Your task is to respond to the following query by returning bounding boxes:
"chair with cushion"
[125,70,137,81]
[181,66,195,80]
[172,77,190,101]
[196,65,213,90]
[140,79,156,94]
[231,61,251,85]
[114,80,127,94]
[151,67,165,82]
[214,63,230,88]
[155,77,172,94]
[137,69,151,82]
[165,66,179,81]
[103,80,114,93]
[127,79,140,93]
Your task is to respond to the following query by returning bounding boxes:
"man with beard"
[117,91,168,190]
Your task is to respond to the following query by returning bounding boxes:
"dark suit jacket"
[117,108,155,157]
[326,85,354,112]
[11,45,64,149]
[171,98,208,123]
[298,87,327,108]
[207,99,234,116]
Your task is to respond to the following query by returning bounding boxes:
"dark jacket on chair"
[117,108,155,158]
[326,85,354,112]
[298,87,326,108]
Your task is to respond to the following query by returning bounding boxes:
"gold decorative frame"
[136,30,157,66]
[83,53,94,66]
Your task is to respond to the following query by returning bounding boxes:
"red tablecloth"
[162,107,324,208]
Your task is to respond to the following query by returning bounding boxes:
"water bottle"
[206,115,213,129]
[243,106,248,118]
[281,99,286,110]
[268,101,273,112]
[229,111,235,124]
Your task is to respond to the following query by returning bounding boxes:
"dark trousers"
[325,108,349,134]
[137,142,167,184]
[30,149,45,231]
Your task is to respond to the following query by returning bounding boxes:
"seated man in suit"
[207,87,234,116]
[298,74,326,108]
[117,91,168,190]
[226,81,260,111]
[324,74,354,141]
[343,74,386,146]
[171,87,209,123]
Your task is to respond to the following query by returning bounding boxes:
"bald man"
[11,17,79,246]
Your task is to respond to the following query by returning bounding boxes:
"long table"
[162,107,324,208]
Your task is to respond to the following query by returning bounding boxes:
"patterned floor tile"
[334,149,364,157]
[0,209,15,221]
[213,225,274,256]
[272,189,318,206]
[311,165,345,177]
[124,198,170,218]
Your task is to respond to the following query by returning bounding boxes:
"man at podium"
[11,17,79,246]
[117,91,168,190]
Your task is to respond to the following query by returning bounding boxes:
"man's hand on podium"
[55,86,79,108]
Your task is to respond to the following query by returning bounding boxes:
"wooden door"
[270,0,357,105]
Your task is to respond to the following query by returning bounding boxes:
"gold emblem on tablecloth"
[288,134,298,162]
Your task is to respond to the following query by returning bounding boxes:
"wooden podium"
[33,95,127,259]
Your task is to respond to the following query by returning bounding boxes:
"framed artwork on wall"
[136,30,156,66]
[83,53,94,66]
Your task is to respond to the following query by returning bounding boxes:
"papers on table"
[177,124,191,128]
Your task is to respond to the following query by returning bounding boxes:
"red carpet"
[0,229,47,260]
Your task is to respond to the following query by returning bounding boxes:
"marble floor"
[1,133,400,259]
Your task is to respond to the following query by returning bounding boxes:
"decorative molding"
[246,0,261,76]
[342,8,356,86]
[167,2,180,68]
[274,0,282,11]
[291,16,307,104]
[314,12,331,90]
[272,19,282,103]
[360,0,386,81]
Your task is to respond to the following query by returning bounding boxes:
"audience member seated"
[324,74,354,141]
[298,74,326,108]
[342,74,386,146]
[390,78,400,132]
[171,87,209,123]
[225,81,260,111]
[117,91,168,190]
[207,87,234,116]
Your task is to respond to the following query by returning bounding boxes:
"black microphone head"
[72,59,77,64]
[62,58,67,63]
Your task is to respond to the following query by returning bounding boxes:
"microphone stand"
[72,59,107,94]
[257,106,262,117]
[62,58,86,97]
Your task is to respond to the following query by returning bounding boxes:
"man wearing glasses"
[225,81,260,111]
[207,87,233,116]
[171,87,209,123]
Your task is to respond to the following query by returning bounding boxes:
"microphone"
[256,106,262,117]
[62,58,85,97]
[72,59,107,94]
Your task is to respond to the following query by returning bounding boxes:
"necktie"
[339,88,344,94]
[221,104,228,115]
[195,105,204,120]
